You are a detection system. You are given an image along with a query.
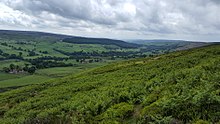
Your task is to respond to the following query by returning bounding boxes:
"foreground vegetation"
[0,44,219,123]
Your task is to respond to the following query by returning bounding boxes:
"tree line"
[3,64,36,74]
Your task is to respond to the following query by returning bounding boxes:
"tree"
[89,59,93,63]
[27,66,36,74]
[23,66,28,72]
[28,51,36,56]
[19,52,23,57]
[1,42,8,46]
[42,51,48,54]
[3,67,10,73]
[9,64,15,70]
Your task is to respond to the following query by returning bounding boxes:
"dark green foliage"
[97,102,134,123]
[3,64,35,74]
[54,48,146,59]
[0,45,220,123]
[2,67,10,73]
[27,66,36,74]
[28,51,37,56]
[28,58,73,69]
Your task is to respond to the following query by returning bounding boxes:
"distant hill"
[0,30,70,40]
[0,30,141,48]
[128,39,211,51]
[0,44,219,123]
[62,37,141,48]
[0,30,211,50]
[127,39,202,44]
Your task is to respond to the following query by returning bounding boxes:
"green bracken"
[0,45,220,123]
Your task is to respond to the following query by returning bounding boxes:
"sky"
[0,0,220,41]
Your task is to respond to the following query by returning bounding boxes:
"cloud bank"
[0,0,220,41]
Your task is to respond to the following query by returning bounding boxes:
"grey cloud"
[210,0,220,4]
[10,0,92,21]
[5,0,132,26]
[0,0,220,41]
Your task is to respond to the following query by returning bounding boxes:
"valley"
[1,0,220,123]
[0,30,210,91]
[0,44,219,123]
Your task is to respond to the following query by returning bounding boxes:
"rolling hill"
[0,30,145,90]
[0,30,211,90]
[0,44,219,124]
[0,30,140,48]
[62,37,141,48]
[128,39,210,51]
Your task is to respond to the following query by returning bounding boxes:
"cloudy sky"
[0,0,220,41]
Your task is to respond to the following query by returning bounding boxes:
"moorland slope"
[0,44,220,124]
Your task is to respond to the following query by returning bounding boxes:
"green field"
[35,63,106,77]
[0,72,23,81]
[0,75,52,88]
[0,37,140,58]
[0,31,127,89]
[0,62,107,88]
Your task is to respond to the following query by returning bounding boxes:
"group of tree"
[76,58,103,63]
[39,50,48,54]
[3,64,36,74]
[26,56,68,61]
[28,58,73,69]
[0,48,73,71]
[28,51,38,56]
[54,48,147,59]
[15,41,33,45]
[0,50,23,60]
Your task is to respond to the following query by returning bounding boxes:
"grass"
[0,62,107,88]
[0,44,20,55]
[0,55,5,59]
[0,74,52,88]
[53,42,108,52]
[0,72,23,81]
[35,62,107,77]
[35,41,67,57]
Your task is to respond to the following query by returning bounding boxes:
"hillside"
[0,30,140,48]
[0,30,144,89]
[62,37,141,48]
[0,44,220,123]
[128,39,209,51]
[0,30,211,90]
